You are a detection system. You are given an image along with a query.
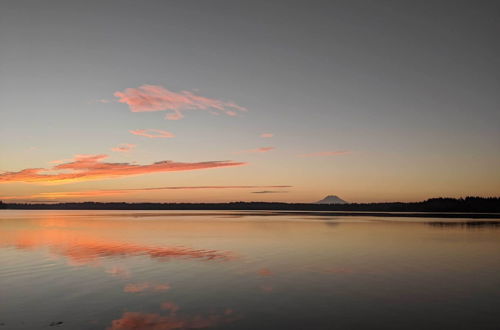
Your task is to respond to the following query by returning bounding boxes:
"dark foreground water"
[1,211,499,330]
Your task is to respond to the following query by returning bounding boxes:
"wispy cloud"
[235,147,275,154]
[129,129,175,138]
[114,85,246,120]
[48,158,73,164]
[251,190,288,194]
[111,143,136,152]
[0,154,246,184]
[1,185,292,200]
[299,150,351,157]
[260,133,273,138]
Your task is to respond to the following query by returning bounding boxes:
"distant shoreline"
[1,197,500,218]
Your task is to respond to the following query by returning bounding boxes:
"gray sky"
[1,0,499,202]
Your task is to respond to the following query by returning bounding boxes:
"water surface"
[1,210,499,329]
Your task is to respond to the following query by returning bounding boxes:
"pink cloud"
[165,111,184,120]
[235,147,275,154]
[111,143,136,152]
[260,133,273,138]
[0,154,246,184]
[114,85,246,120]
[299,150,351,157]
[129,129,175,138]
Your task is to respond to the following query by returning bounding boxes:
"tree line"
[1,197,499,213]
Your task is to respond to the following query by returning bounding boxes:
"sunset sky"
[1,0,499,203]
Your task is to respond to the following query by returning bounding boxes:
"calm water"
[1,211,499,330]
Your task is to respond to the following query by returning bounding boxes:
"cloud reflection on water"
[4,230,235,266]
[105,266,131,279]
[108,303,238,330]
[258,268,273,276]
[124,282,171,293]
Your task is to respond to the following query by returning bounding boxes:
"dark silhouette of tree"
[1,197,499,215]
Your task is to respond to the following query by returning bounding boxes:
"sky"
[0,0,499,203]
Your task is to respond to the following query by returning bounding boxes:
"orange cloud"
[114,85,246,120]
[129,129,175,138]
[111,144,136,152]
[124,282,171,293]
[260,133,273,138]
[0,185,292,200]
[235,147,275,154]
[0,154,246,184]
[299,150,351,157]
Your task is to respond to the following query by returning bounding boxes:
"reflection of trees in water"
[427,221,500,229]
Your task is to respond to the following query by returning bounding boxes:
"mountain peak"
[315,195,347,204]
